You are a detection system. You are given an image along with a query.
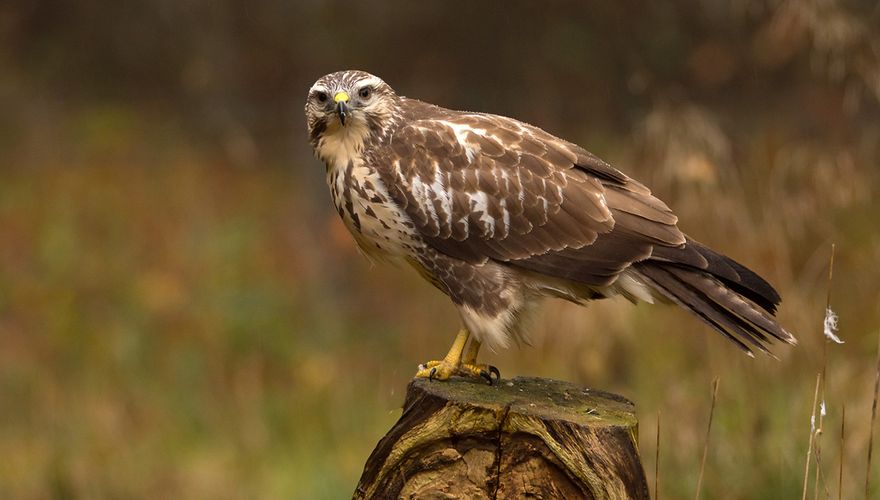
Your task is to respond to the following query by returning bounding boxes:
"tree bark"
[355,376,648,499]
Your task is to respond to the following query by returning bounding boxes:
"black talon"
[429,367,437,381]
[489,365,501,381]
[479,370,493,385]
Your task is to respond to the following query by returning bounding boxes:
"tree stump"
[355,376,648,499]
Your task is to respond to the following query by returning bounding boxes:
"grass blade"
[695,377,719,500]
[655,410,661,500]
[839,404,845,500]
[866,330,880,500]
[803,373,821,500]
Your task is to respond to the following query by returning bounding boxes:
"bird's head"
[305,70,399,164]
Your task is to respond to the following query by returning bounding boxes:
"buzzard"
[305,70,796,382]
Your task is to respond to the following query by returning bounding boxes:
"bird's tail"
[634,240,797,356]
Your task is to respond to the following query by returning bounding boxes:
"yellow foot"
[415,360,501,384]
[458,362,501,384]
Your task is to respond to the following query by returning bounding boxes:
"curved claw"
[429,367,437,381]
[478,365,502,385]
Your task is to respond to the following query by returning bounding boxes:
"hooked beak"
[334,91,350,126]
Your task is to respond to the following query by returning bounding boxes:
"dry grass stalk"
[695,378,719,500]
[803,373,822,500]
[655,410,661,500]
[826,244,835,313]
[814,244,837,499]
[866,330,880,500]
[839,405,845,500]
[814,417,831,500]
[822,244,842,347]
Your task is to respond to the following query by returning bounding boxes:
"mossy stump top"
[355,376,648,499]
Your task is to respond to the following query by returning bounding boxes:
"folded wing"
[378,100,795,353]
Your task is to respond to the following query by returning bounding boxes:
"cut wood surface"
[355,376,648,499]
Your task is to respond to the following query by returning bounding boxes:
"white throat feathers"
[316,119,372,172]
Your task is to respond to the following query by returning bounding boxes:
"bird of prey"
[305,70,796,383]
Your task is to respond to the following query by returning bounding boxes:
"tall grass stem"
[866,330,880,500]
[654,410,661,500]
[803,373,821,500]
[695,378,718,500]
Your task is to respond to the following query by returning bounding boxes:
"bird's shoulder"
[387,98,644,192]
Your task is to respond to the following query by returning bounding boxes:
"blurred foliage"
[1,0,879,498]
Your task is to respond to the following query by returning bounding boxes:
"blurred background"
[1,0,879,498]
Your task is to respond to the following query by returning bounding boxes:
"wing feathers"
[651,238,781,313]
[382,108,688,283]
[610,210,684,246]
[636,265,766,354]
[636,263,795,354]
[377,99,794,355]
[663,266,793,343]
[604,186,678,225]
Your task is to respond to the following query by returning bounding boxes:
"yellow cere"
[334,91,350,103]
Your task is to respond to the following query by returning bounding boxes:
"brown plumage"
[305,70,795,376]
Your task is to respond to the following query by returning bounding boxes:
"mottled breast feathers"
[372,98,685,287]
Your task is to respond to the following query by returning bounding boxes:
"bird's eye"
[315,91,328,103]
[359,87,372,99]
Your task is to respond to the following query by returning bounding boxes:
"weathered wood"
[355,376,648,499]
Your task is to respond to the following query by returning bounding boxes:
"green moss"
[414,376,638,428]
